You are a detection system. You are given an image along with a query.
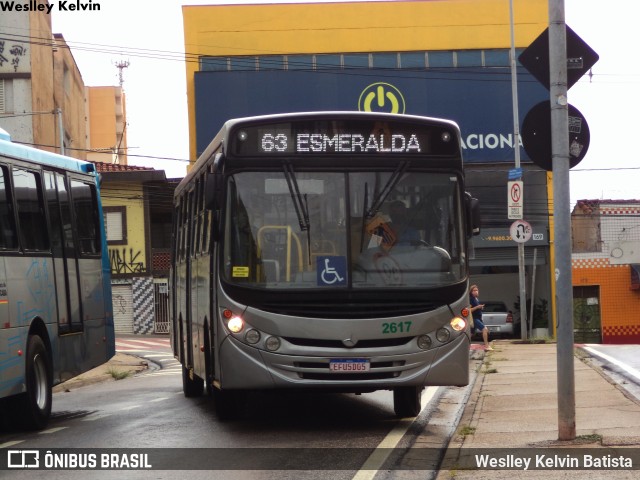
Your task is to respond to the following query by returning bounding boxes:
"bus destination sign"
[230,119,459,157]
[262,132,422,154]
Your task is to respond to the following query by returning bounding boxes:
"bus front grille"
[293,360,404,380]
[283,336,413,349]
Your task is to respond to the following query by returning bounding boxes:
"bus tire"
[182,365,204,397]
[393,386,423,418]
[20,335,52,430]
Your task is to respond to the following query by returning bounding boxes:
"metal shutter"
[112,284,134,334]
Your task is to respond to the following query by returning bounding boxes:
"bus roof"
[0,127,96,174]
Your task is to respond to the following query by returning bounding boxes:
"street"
[0,335,473,479]
[2,338,639,479]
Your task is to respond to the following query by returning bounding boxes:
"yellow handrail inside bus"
[256,225,304,282]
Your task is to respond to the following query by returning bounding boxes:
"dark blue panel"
[194,68,548,162]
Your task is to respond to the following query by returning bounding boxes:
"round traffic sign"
[510,220,532,243]
[521,101,590,171]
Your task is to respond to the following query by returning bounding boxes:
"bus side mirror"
[465,192,481,237]
[205,172,224,242]
[204,172,221,210]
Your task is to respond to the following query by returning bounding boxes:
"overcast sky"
[46,0,640,206]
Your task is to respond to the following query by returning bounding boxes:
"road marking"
[583,346,640,382]
[120,405,142,411]
[351,386,437,480]
[0,440,24,448]
[149,397,170,403]
[82,413,113,422]
[40,427,68,434]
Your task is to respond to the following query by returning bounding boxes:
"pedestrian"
[469,284,493,351]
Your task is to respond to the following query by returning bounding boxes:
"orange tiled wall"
[572,260,640,343]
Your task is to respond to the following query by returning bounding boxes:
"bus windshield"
[223,168,466,289]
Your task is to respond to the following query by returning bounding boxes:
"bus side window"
[43,172,62,253]
[71,180,101,255]
[13,167,49,252]
[0,165,18,250]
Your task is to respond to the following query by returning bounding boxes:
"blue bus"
[171,112,479,418]
[0,127,114,429]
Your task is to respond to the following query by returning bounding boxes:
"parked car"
[477,301,514,338]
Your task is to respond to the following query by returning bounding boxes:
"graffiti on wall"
[0,40,28,74]
[109,248,146,274]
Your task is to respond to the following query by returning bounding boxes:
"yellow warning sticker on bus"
[232,266,250,278]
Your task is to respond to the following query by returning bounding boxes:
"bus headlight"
[227,316,244,333]
[417,335,432,350]
[265,336,281,351]
[450,317,467,332]
[245,329,261,344]
[436,328,450,343]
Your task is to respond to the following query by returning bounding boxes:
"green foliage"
[107,368,133,380]
[514,297,549,328]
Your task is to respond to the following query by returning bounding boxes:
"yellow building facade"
[183,0,548,160]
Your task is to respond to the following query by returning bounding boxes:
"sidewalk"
[432,340,640,478]
[52,352,149,393]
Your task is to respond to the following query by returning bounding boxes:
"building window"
[63,64,71,95]
[372,53,398,69]
[258,56,284,70]
[456,50,483,67]
[400,52,426,69]
[287,55,314,70]
[316,54,341,69]
[0,79,5,113]
[484,49,510,67]
[428,51,454,68]
[201,57,228,71]
[230,57,257,71]
[343,54,369,68]
[103,206,127,245]
[202,49,514,73]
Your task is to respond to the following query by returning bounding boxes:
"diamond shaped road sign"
[519,24,599,90]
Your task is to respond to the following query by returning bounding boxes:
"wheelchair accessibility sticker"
[317,256,347,286]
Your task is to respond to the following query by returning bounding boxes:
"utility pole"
[509,0,528,339]
[548,0,576,440]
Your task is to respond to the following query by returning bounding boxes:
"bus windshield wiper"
[283,161,311,265]
[365,161,409,219]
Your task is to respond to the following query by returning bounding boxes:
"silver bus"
[0,127,114,429]
[171,112,480,418]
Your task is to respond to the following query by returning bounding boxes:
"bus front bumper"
[217,333,470,391]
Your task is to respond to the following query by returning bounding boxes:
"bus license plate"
[329,359,370,372]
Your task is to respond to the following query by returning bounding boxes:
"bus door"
[44,172,83,331]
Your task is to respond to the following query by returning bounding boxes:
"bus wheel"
[393,386,423,418]
[20,335,52,430]
[181,365,204,397]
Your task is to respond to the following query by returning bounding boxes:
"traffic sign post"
[519,3,601,441]
[508,180,523,219]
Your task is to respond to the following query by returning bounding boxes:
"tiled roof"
[576,199,640,207]
[93,161,154,173]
